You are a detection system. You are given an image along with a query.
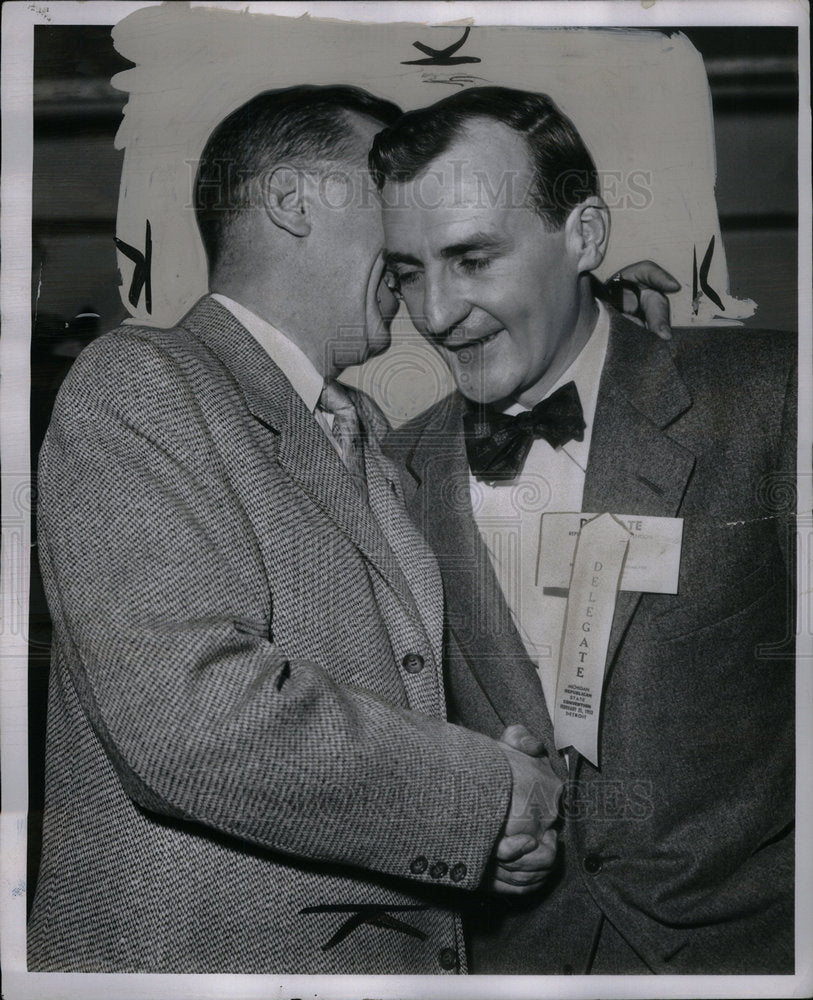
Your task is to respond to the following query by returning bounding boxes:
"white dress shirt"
[471,302,610,716]
[212,293,341,455]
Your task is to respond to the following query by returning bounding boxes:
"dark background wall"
[26,23,800,906]
[685,27,798,332]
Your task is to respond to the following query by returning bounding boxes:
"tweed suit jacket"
[28,295,514,974]
[385,311,796,975]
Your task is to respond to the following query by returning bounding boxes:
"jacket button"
[402,652,425,673]
[409,855,428,875]
[449,861,467,883]
[429,860,448,879]
[438,947,458,971]
[583,854,603,875]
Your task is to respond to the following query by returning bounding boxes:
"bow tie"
[463,381,586,485]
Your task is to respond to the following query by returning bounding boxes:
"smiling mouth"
[443,330,502,353]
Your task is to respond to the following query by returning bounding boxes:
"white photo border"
[2,3,811,998]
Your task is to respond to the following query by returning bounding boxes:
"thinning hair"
[369,86,598,229]
[195,85,402,269]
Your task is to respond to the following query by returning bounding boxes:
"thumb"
[495,834,538,863]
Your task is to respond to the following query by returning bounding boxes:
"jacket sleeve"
[37,331,512,891]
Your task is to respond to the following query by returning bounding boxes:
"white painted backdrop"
[112,7,751,422]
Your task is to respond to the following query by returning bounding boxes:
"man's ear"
[565,196,609,272]
[261,166,311,237]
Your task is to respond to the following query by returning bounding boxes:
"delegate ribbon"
[554,513,631,766]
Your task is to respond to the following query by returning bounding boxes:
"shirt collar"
[211,293,325,413]
[551,298,609,431]
[501,299,610,471]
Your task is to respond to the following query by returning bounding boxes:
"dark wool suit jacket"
[28,296,514,974]
[386,310,796,975]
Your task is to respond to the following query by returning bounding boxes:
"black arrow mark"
[693,234,725,312]
[301,903,428,950]
[402,26,481,65]
[115,220,152,314]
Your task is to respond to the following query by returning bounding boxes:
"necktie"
[318,380,368,500]
[464,381,586,485]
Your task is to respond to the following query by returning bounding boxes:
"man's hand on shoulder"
[604,260,681,340]
[485,725,563,896]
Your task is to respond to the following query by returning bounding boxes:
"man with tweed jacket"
[28,86,570,975]
[374,88,796,974]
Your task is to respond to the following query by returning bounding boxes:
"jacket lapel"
[179,297,422,622]
[357,392,444,675]
[583,311,696,667]
[403,395,560,766]
[400,311,697,774]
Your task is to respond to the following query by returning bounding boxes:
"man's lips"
[441,329,504,354]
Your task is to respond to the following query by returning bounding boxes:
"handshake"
[487,724,564,896]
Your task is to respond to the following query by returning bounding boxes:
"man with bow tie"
[374,87,796,975]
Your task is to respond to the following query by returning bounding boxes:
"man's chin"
[453,377,513,407]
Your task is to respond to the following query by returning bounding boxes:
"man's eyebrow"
[439,233,511,258]
[384,251,423,267]
[384,233,511,268]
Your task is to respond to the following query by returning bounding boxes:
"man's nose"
[422,270,470,340]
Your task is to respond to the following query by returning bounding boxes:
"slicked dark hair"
[195,85,402,269]
[369,87,598,229]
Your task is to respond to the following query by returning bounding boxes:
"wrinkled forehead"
[382,119,537,212]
